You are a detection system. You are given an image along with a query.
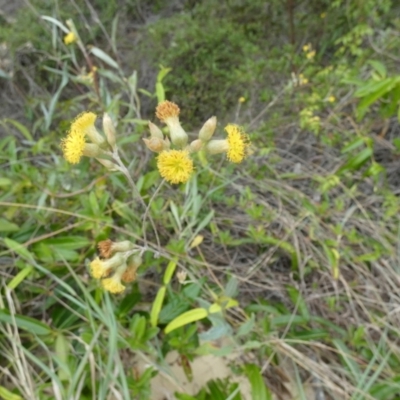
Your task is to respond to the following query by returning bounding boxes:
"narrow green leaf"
[7,266,34,289]
[0,310,52,335]
[244,364,271,400]
[150,286,166,327]
[3,238,34,261]
[4,119,33,141]
[237,314,256,337]
[0,386,23,400]
[286,286,310,319]
[165,308,208,334]
[156,82,165,103]
[163,258,178,285]
[90,47,119,69]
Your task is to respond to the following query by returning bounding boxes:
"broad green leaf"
[244,364,272,400]
[150,286,166,327]
[165,308,208,334]
[163,258,178,285]
[7,266,33,289]
[0,178,12,187]
[0,310,52,335]
[3,238,34,261]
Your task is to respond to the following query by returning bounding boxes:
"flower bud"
[103,113,117,149]
[96,158,118,171]
[205,139,229,155]
[82,143,102,158]
[188,139,203,153]
[148,121,164,139]
[143,137,165,153]
[199,116,217,142]
[166,117,188,148]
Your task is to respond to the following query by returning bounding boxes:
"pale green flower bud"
[205,139,229,155]
[188,139,203,153]
[103,113,117,149]
[165,117,188,148]
[82,143,102,158]
[148,121,164,139]
[199,116,217,142]
[143,137,165,153]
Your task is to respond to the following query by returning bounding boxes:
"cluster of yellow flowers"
[303,43,316,60]
[143,100,250,184]
[89,239,141,294]
[60,101,250,185]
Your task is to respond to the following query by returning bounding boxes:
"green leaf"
[165,308,208,334]
[163,258,178,285]
[286,286,310,319]
[0,218,19,233]
[243,364,272,400]
[339,147,373,173]
[7,265,34,289]
[150,286,166,327]
[156,82,165,103]
[3,238,34,261]
[0,310,52,335]
[4,119,33,141]
[90,47,119,69]
[237,314,255,337]
[0,386,23,400]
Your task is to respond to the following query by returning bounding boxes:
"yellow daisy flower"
[157,150,194,184]
[225,124,250,163]
[64,32,77,45]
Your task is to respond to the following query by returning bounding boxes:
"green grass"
[1,0,400,399]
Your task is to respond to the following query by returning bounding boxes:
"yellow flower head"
[102,275,126,294]
[60,128,86,164]
[157,150,194,184]
[156,101,180,122]
[70,112,97,135]
[64,32,77,45]
[225,124,250,163]
[90,257,112,279]
[60,112,100,164]
[90,253,124,279]
[328,95,336,103]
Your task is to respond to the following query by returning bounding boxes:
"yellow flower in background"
[225,124,250,163]
[101,263,127,294]
[102,276,126,294]
[306,50,316,60]
[157,150,194,184]
[60,128,86,164]
[320,12,327,19]
[239,96,246,103]
[328,95,336,103]
[303,44,311,52]
[64,31,77,45]
[90,254,124,279]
